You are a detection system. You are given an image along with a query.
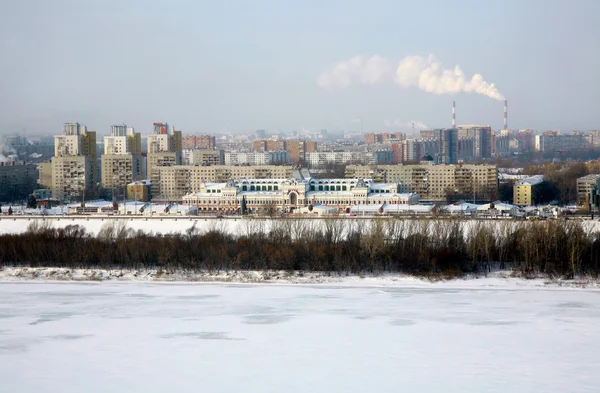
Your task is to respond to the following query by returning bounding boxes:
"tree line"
[1,218,599,278]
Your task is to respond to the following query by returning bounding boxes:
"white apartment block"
[306,151,374,166]
[535,134,586,152]
[224,151,290,165]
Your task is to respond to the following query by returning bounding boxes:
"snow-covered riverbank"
[2,267,599,289]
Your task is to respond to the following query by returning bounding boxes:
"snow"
[1,281,599,392]
[3,216,600,237]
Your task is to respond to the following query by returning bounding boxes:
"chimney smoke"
[504,100,508,130]
[452,101,456,128]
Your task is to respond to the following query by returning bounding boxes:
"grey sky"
[1,0,599,136]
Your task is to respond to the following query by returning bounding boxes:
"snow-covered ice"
[1,282,599,392]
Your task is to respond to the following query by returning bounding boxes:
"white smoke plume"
[317,54,504,101]
[316,55,392,88]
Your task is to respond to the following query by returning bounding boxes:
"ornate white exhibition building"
[181,177,419,214]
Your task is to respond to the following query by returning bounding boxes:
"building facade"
[306,151,374,166]
[127,180,152,202]
[183,149,225,166]
[513,175,544,207]
[0,162,38,202]
[252,140,317,164]
[146,122,183,176]
[51,123,97,201]
[150,165,294,201]
[346,164,498,202]
[181,135,216,150]
[101,124,142,190]
[535,133,586,152]
[224,151,289,165]
[182,178,419,214]
[576,174,600,206]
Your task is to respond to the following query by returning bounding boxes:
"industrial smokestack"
[452,101,456,128]
[504,100,508,130]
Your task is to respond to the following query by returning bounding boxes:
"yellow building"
[346,164,498,202]
[513,175,544,206]
[101,125,143,189]
[51,123,97,201]
[38,161,53,189]
[127,180,151,202]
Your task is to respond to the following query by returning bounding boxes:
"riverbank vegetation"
[1,219,599,279]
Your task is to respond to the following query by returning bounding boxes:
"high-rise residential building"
[401,139,422,162]
[493,132,511,156]
[457,126,492,160]
[101,124,142,191]
[146,122,182,176]
[427,129,458,164]
[419,129,457,163]
[253,140,317,164]
[391,143,402,164]
[181,135,216,150]
[516,129,535,152]
[285,141,304,164]
[51,123,97,201]
[364,133,405,144]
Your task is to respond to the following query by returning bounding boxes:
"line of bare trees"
[1,218,600,278]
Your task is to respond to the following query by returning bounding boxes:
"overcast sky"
[1,0,599,136]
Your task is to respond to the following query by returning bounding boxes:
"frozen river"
[1,282,599,393]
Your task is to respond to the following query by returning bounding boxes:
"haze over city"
[2,0,600,136]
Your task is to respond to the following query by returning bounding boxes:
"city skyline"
[2,0,600,135]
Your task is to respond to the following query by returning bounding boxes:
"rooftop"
[515,175,544,186]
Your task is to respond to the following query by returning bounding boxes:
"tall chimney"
[504,100,508,130]
[452,101,456,128]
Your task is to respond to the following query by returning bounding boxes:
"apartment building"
[38,161,53,189]
[0,161,38,202]
[457,126,492,160]
[101,124,142,190]
[364,133,405,144]
[513,175,545,206]
[535,133,586,152]
[307,151,374,166]
[576,174,600,206]
[150,165,294,200]
[418,129,458,164]
[346,164,498,202]
[51,123,97,201]
[181,135,216,149]
[252,140,317,164]
[183,149,225,166]
[146,122,182,175]
[224,151,289,165]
